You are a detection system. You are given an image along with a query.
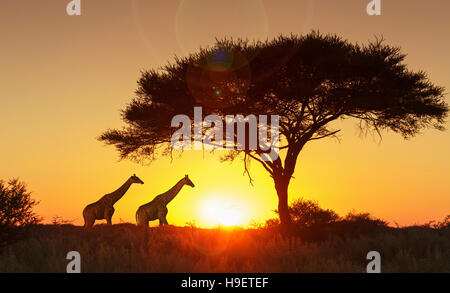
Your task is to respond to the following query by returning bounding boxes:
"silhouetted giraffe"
[83,174,144,228]
[136,175,194,226]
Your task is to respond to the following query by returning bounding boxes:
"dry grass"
[0,223,448,273]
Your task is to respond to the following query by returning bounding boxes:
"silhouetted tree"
[0,178,40,247]
[268,199,390,241]
[288,198,340,227]
[100,32,448,230]
[331,211,389,238]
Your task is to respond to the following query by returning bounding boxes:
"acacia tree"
[0,178,40,247]
[100,32,448,229]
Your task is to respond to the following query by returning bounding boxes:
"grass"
[0,223,449,273]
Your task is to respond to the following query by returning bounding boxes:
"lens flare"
[175,0,269,55]
[131,0,315,65]
[186,47,251,109]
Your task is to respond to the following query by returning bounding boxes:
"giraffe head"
[130,174,144,184]
[184,174,195,187]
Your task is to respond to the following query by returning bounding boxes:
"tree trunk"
[274,176,292,231]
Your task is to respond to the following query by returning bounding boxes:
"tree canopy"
[100,32,448,228]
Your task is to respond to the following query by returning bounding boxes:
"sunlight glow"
[201,198,244,227]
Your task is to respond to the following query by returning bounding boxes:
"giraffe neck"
[161,178,185,205]
[108,178,133,205]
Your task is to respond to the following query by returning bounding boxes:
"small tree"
[0,178,40,246]
[100,32,448,230]
[288,198,340,227]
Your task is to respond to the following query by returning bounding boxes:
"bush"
[268,198,389,241]
[330,212,389,239]
[0,178,40,247]
[289,198,340,227]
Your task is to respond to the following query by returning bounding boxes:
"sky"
[0,0,449,227]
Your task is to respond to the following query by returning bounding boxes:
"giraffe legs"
[83,205,95,228]
[136,208,149,227]
[159,217,168,226]
[104,206,115,225]
[83,216,95,228]
[158,207,168,226]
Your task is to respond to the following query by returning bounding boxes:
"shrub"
[289,198,340,227]
[330,212,389,239]
[0,178,40,247]
[268,198,389,241]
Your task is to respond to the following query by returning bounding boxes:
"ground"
[1,223,449,273]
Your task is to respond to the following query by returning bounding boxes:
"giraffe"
[83,174,144,228]
[136,175,194,226]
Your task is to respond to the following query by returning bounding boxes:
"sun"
[201,198,244,227]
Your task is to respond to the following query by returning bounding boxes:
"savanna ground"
[1,216,449,273]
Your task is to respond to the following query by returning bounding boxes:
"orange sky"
[0,0,449,227]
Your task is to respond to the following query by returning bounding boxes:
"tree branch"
[246,152,275,176]
[310,129,341,141]
[243,153,254,186]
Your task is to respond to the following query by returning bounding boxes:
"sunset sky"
[1,0,449,227]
